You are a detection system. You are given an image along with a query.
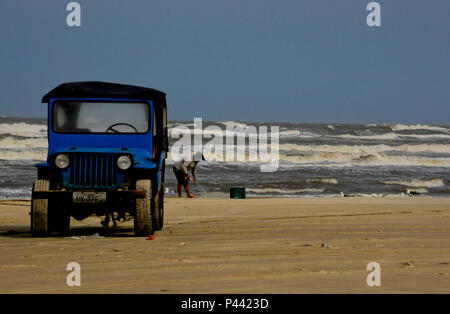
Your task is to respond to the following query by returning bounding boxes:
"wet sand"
[0,197,449,293]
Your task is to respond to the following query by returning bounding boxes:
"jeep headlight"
[117,155,132,170]
[55,154,70,169]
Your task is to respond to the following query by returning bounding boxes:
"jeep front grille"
[68,153,120,188]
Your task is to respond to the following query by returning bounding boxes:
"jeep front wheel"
[31,179,51,236]
[134,179,153,236]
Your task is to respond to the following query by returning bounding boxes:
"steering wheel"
[105,123,139,133]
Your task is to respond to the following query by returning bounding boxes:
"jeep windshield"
[53,101,150,134]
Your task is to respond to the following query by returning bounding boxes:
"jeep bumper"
[32,190,146,204]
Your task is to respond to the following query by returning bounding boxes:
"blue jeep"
[32,82,168,236]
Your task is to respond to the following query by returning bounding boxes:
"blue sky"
[0,1,448,124]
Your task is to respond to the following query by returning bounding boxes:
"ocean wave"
[278,130,300,137]
[201,127,259,136]
[306,178,339,185]
[399,133,450,140]
[169,146,450,167]
[406,188,428,194]
[0,137,47,149]
[335,132,450,140]
[278,143,450,155]
[171,143,450,159]
[388,124,449,133]
[279,153,450,167]
[210,127,311,138]
[0,150,46,161]
[218,121,249,128]
[170,124,263,136]
[168,122,195,128]
[381,178,444,188]
[333,133,395,140]
[350,154,450,167]
[339,192,386,197]
[0,187,31,199]
[279,130,322,138]
[0,123,47,138]
[194,124,319,138]
[246,187,324,194]
[170,127,450,140]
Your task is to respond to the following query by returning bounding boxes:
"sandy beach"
[0,196,449,293]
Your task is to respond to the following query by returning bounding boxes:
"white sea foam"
[279,130,321,138]
[381,178,444,188]
[388,124,449,133]
[278,143,450,155]
[207,126,317,138]
[279,153,450,167]
[204,127,310,138]
[335,132,450,140]
[202,127,259,136]
[277,143,450,167]
[171,122,450,141]
[306,178,339,185]
[279,130,300,137]
[0,123,47,138]
[0,187,31,199]
[247,187,324,194]
[0,137,47,149]
[163,149,450,167]
[0,150,46,161]
[350,154,450,167]
[167,142,450,167]
[340,193,387,197]
[406,188,429,194]
[334,133,400,140]
[219,121,249,128]
[399,133,450,139]
[168,122,195,128]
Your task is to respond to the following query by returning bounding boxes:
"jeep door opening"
[32,81,168,236]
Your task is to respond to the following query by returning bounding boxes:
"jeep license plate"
[73,192,106,203]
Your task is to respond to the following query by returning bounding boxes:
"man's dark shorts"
[173,167,189,186]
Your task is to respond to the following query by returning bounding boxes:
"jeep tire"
[152,184,164,231]
[31,179,51,236]
[134,179,153,236]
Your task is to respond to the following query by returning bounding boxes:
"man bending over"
[173,152,205,198]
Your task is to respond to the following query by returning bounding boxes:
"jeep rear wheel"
[152,184,164,231]
[134,179,153,236]
[31,179,51,236]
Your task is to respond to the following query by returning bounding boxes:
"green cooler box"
[230,187,246,199]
